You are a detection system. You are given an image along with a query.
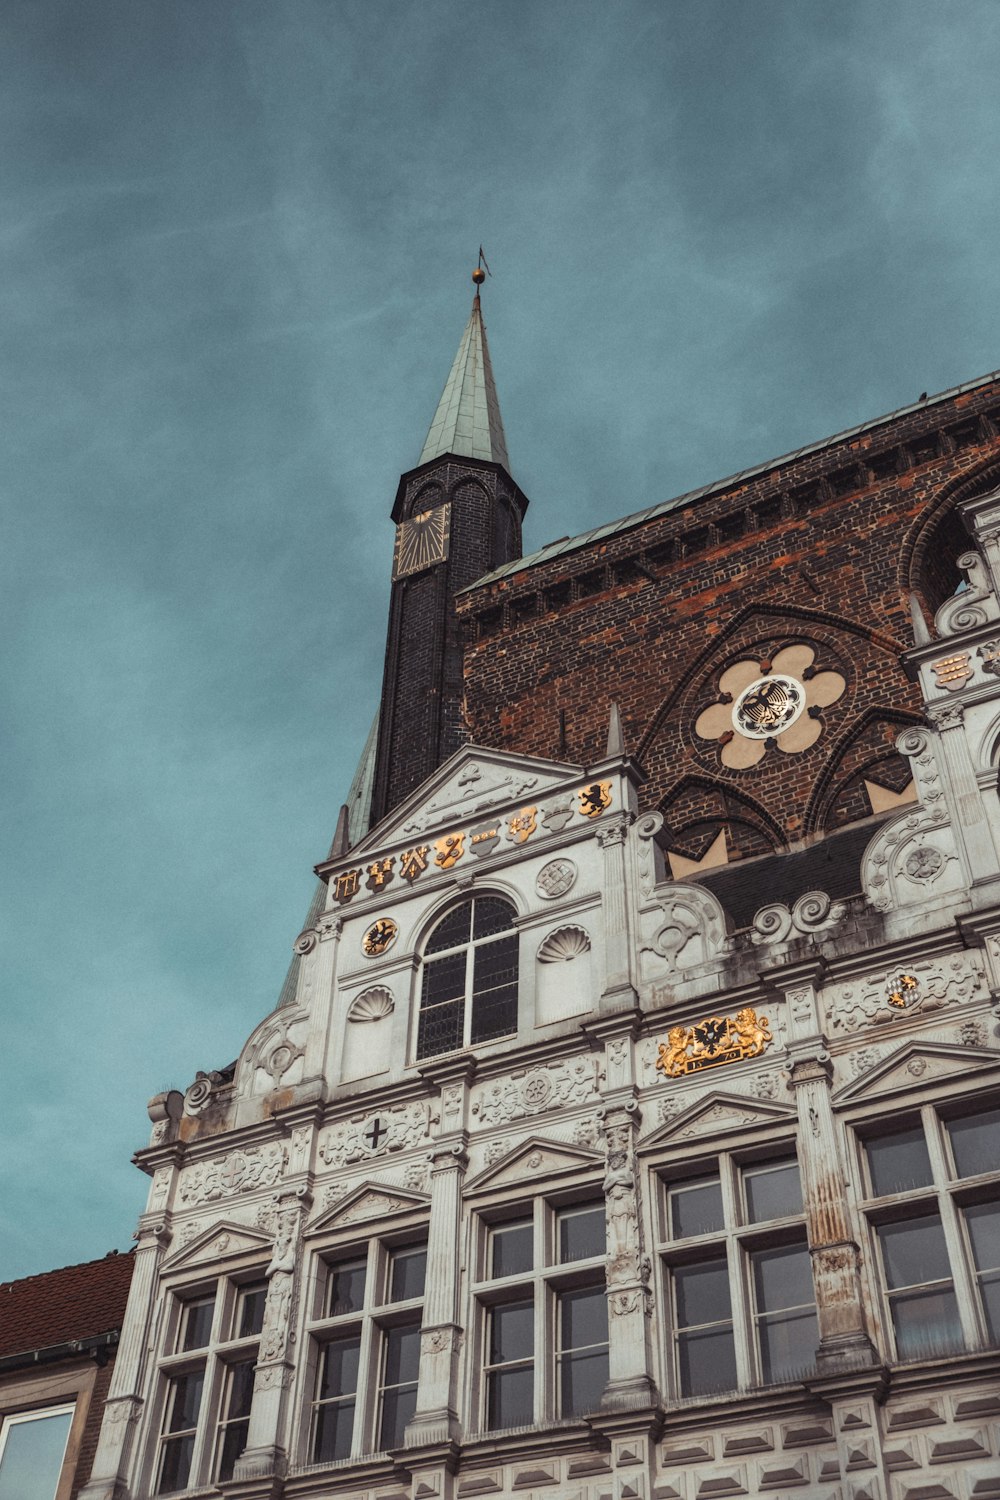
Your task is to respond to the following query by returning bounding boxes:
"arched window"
[416,897,518,1060]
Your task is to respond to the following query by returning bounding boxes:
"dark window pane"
[752,1245,815,1313]
[678,1325,738,1396]
[744,1159,803,1222]
[237,1284,267,1338]
[389,1247,426,1303]
[486,1365,533,1430]
[379,1383,417,1450]
[560,1346,608,1416]
[561,1287,608,1350]
[317,1336,361,1400]
[422,951,467,1005]
[474,935,519,990]
[166,1371,204,1432]
[312,1398,355,1463]
[328,1259,367,1316]
[473,897,516,940]
[948,1109,1000,1180]
[758,1307,819,1383]
[180,1296,215,1351]
[0,1410,74,1500]
[489,1300,534,1363]
[670,1177,724,1239]
[491,1222,533,1278]
[417,997,464,1059]
[980,1273,1000,1342]
[157,1434,196,1495]
[226,1360,256,1421]
[217,1418,249,1482]
[426,903,472,954]
[675,1261,732,1329]
[865,1128,933,1196]
[470,984,517,1044]
[558,1205,606,1263]
[383,1325,421,1386]
[890,1285,963,1359]
[878,1215,952,1289]
[966,1201,1000,1272]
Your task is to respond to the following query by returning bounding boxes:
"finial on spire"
[473,246,491,290]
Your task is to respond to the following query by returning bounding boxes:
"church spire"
[418,283,511,472]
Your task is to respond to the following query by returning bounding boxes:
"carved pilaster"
[599,1106,657,1410]
[404,1141,468,1446]
[925,702,1000,885]
[232,1190,309,1482]
[596,814,638,1011]
[785,1038,877,1373]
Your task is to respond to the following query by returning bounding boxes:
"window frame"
[305,1231,428,1464]
[655,1143,817,1396]
[150,1271,267,1496]
[413,895,520,1063]
[853,1094,1000,1361]
[0,1402,76,1500]
[472,1189,609,1433]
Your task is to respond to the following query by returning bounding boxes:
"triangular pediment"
[639,1089,797,1151]
[349,744,585,856]
[162,1220,274,1272]
[464,1134,605,1196]
[307,1179,431,1236]
[834,1041,1000,1104]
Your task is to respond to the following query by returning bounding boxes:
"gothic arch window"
[406,481,444,519]
[415,896,518,1060]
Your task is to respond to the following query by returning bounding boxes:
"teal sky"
[4,0,1000,1280]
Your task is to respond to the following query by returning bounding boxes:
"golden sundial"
[392,502,451,580]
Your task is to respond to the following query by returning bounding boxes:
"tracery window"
[658,1150,817,1395]
[475,1198,608,1431]
[415,896,518,1061]
[857,1099,1000,1360]
[308,1237,426,1461]
[154,1276,267,1494]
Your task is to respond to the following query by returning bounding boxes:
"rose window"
[695,644,846,769]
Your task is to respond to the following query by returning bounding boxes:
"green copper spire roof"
[419,292,510,470]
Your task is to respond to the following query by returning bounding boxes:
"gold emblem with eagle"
[393,502,451,580]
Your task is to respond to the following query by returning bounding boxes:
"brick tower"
[368,282,529,827]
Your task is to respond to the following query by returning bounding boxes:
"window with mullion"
[416,897,519,1061]
[859,1100,1000,1359]
[661,1150,816,1395]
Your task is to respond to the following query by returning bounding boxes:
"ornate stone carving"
[179,1142,287,1206]
[862,805,962,913]
[927,701,965,731]
[642,885,729,977]
[535,857,578,899]
[959,1017,989,1047]
[472,1056,600,1126]
[826,953,984,1033]
[656,1008,772,1077]
[293,928,318,955]
[401,763,541,834]
[934,551,997,637]
[751,890,845,945]
[320,1102,431,1168]
[537,924,592,962]
[347,986,395,1023]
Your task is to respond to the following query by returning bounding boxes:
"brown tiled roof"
[0,1252,134,1359]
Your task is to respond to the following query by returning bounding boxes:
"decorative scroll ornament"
[361,917,398,957]
[537,925,592,963]
[656,1007,772,1078]
[695,644,845,768]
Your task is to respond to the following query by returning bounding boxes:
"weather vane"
[473,245,491,287]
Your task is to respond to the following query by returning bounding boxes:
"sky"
[3,0,1000,1281]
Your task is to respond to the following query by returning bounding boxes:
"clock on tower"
[392,502,451,580]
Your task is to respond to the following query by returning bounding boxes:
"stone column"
[596,816,638,1011]
[600,1104,657,1410]
[233,1190,309,1481]
[779,968,877,1374]
[925,703,1000,883]
[404,1139,467,1446]
[77,1221,171,1500]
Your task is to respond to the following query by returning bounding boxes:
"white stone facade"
[81,495,1000,1500]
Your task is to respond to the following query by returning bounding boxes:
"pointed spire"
[606,701,625,758]
[419,279,510,471]
[328,804,351,860]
